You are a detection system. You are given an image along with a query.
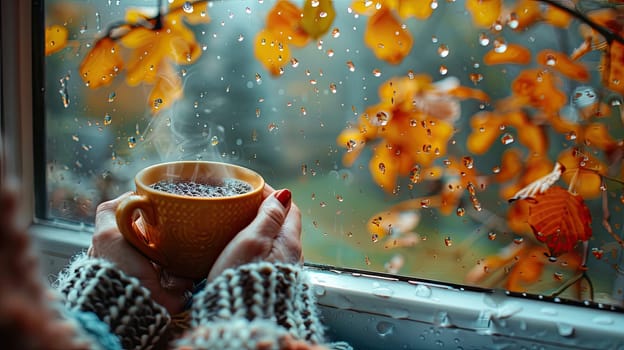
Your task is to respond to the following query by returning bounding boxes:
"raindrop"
[565,131,577,141]
[378,162,386,174]
[591,247,604,259]
[456,207,465,217]
[414,284,432,298]
[492,166,501,174]
[462,156,474,169]
[500,133,515,145]
[437,44,450,58]
[210,136,219,146]
[182,1,193,13]
[430,0,438,9]
[553,272,564,281]
[255,73,262,83]
[347,60,356,72]
[507,13,519,29]
[72,135,80,142]
[439,65,448,75]
[376,321,395,337]
[237,34,244,42]
[103,113,112,125]
[127,136,137,149]
[488,232,497,240]
[267,122,278,132]
[372,68,382,77]
[346,139,357,152]
[469,73,483,85]
[108,92,116,102]
[329,83,337,94]
[478,32,490,46]
[331,28,340,38]
[327,49,334,57]
[557,323,574,337]
[493,38,507,53]
[444,236,453,247]
[545,54,556,66]
[301,164,308,175]
[365,256,372,265]
[371,234,379,243]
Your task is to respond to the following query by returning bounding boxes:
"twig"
[537,0,624,45]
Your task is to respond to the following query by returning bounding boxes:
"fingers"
[94,192,133,235]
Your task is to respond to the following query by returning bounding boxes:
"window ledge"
[30,223,624,350]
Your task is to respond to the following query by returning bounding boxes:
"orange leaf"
[537,49,589,82]
[79,37,124,89]
[364,7,413,64]
[483,43,531,65]
[465,0,501,28]
[527,186,592,257]
[45,25,68,55]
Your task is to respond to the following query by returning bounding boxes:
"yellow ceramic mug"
[115,161,265,279]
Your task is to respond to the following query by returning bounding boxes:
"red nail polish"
[275,189,292,207]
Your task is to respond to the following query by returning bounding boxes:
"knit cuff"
[191,262,326,345]
[55,252,171,350]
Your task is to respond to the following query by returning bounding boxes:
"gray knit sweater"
[55,253,351,350]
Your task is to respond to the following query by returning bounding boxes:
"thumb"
[250,189,292,238]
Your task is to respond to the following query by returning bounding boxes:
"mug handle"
[115,194,168,266]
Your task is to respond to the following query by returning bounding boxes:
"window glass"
[42,0,624,308]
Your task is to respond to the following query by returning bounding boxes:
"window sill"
[30,223,624,350]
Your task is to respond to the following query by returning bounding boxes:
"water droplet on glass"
[462,156,474,169]
[439,65,448,75]
[444,236,453,247]
[591,247,604,259]
[500,133,515,145]
[376,321,395,337]
[456,207,465,217]
[493,38,507,53]
[108,92,116,102]
[414,284,432,298]
[237,34,244,42]
[372,68,382,77]
[103,113,112,125]
[182,1,193,13]
[347,60,356,72]
[365,256,372,265]
[267,122,278,132]
[127,136,137,149]
[329,83,337,94]
[438,44,449,58]
[488,232,497,240]
[470,73,483,85]
[346,139,357,152]
[546,54,557,66]
[210,136,219,146]
[507,13,519,29]
[378,162,386,174]
[478,32,490,46]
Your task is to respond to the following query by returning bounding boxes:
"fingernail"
[275,189,292,208]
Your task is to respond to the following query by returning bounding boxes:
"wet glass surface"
[42,0,624,308]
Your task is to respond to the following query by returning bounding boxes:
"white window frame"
[3,1,624,349]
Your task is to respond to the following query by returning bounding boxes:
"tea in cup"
[115,161,265,279]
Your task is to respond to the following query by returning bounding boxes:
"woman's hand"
[207,184,302,281]
[88,192,194,315]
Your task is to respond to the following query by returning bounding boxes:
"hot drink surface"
[150,178,252,197]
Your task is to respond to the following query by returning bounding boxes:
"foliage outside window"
[43,0,624,309]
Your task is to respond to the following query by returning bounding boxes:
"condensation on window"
[43,0,624,308]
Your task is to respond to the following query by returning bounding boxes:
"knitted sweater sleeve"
[175,261,352,350]
[54,252,171,350]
